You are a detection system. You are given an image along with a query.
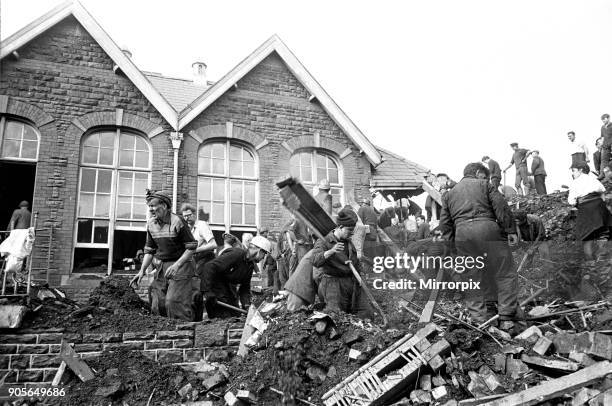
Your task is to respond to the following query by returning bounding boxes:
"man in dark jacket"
[504,143,531,196]
[312,208,370,317]
[482,156,502,190]
[201,235,271,318]
[438,163,519,329]
[315,179,333,215]
[513,210,546,241]
[601,114,612,178]
[357,197,380,259]
[594,137,603,177]
[7,201,32,231]
[529,150,547,195]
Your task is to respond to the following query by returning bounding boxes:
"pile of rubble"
[511,191,575,241]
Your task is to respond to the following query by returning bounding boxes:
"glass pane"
[99,148,113,165]
[83,133,98,147]
[133,202,147,219]
[229,145,241,160]
[135,137,148,151]
[95,195,110,217]
[316,154,326,169]
[78,194,94,217]
[120,133,134,149]
[120,149,133,167]
[81,169,96,192]
[1,140,19,157]
[199,145,212,158]
[300,153,311,166]
[231,181,242,202]
[97,170,112,192]
[245,183,255,203]
[229,160,241,177]
[82,146,97,164]
[213,179,225,201]
[117,200,132,219]
[4,121,22,140]
[231,203,242,224]
[245,204,256,225]
[21,140,37,159]
[243,148,254,162]
[317,168,326,183]
[118,172,132,195]
[135,151,148,168]
[76,219,93,243]
[198,201,211,219]
[329,168,339,184]
[198,178,211,200]
[243,161,255,177]
[212,158,224,175]
[198,157,211,174]
[99,132,115,148]
[211,143,225,159]
[134,173,148,195]
[212,203,224,224]
[23,125,38,141]
[93,220,109,243]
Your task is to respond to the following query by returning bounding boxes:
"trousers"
[148,259,198,321]
[515,166,528,195]
[318,274,372,319]
[534,175,547,195]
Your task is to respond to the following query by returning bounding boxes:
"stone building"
[0,1,428,289]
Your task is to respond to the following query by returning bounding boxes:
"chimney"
[122,49,132,59]
[192,61,207,85]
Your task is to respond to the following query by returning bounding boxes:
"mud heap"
[511,191,575,241]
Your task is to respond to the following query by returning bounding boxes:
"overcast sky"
[3,0,612,192]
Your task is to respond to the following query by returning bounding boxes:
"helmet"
[250,235,272,253]
[318,179,331,190]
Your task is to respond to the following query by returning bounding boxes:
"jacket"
[201,247,254,306]
[439,176,514,240]
[311,231,361,277]
[488,159,502,180]
[602,124,612,147]
[531,157,547,176]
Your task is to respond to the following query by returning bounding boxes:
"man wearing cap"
[528,150,547,195]
[259,227,281,294]
[315,179,333,215]
[504,143,531,196]
[438,163,519,329]
[482,156,502,190]
[357,197,379,259]
[567,131,590,166]
[131,190,198,321]
[312,208,370,317]
[200,235,271,318]
[7,201,31,231]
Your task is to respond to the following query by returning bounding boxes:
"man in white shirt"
[567,131,590,167]
[180,204,217,271]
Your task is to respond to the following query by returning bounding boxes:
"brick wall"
[0,322,241,386]
[0,16,174,283]
[180,52,373,233]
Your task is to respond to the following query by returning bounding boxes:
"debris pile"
[511,191,575,241]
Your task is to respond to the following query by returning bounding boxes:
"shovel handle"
[215,300,248,315]
[345,260,388,326]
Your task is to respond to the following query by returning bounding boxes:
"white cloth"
[568,139,590,160]
[189,220,214,246]
[0,228,35,278]
[568,173,605,205]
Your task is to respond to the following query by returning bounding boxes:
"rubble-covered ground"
[511,191,575,241]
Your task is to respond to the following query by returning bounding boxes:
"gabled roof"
[371,147,430,190]
[143,72,208,111]
[0,0,178,130]
[178,35,383,166]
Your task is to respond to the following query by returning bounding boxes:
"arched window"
[290,149,343,204]
[0,118,39,161]
[74,129,151,273]
[197,141,258,235]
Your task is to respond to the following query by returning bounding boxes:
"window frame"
[73,127,152,273]
[0,116,41,162]
[197,139,259,234]
[290,148,344,204]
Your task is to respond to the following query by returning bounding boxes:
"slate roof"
[371,147,430,190]
[143,72,209,111]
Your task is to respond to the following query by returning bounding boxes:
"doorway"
[0,160,36,231]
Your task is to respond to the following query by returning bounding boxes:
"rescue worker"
[567,131,590,166]
[438,163,519,329]
[259,227,280,294]
[130,190,197,321]
[416,215,430,240]
[290,215,313,264]
[503,143,531,196]
[600,114,612,178]
[357,197,379,260]
[312,208,371,317]
[7,200,31,231]
[568,162,612,260]
[383,213,406,250]
[529,150,547,195]
[482,156,502,190]
[513,210,546,242]
[201,235,271,318]
[594,137,603,177]
[314,179,333,215]
[218,233,241,256]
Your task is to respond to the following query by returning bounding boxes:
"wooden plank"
[419,268,445,323]
[59,340,94,382]
[520,354,579,372]
[480,361,612,406]
[52,361,66,386]
[422,180,442,206]
[237,305,257,357]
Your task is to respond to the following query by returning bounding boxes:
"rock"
[431,385,449,401]
[328,327,341,340]
[515,326,543,344]
[348,348,362,360]
[207,349,230,362]
[94,380,124,398]
[506,358,530,379]
[274,341,284,349]
[479,366,505,394]
[178,383,193,398]
[236,390,257,403]
[493,353,507,373]
[467,371,490,398]
[432,375,446,387]
[105,368,119,377]
[343,331,362,345]
[203,372,228,391]
[315,320,328,334]
[488,326,512,341]
[419,374,432,391]
[409,389,432,404]
[306,366,327,382]
[569,351,597,367]
[572,387,601,406]
[224,391,245,406]
[528,306,551,317]
[533,336,553,356]
[327,366,337,379]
